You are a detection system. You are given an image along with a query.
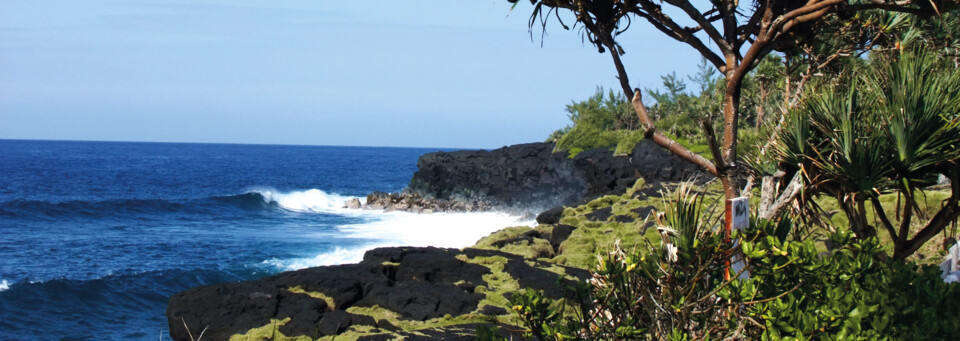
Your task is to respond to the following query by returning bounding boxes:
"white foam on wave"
[0,280,9,292]
[253,188,365,214]
[266,211,532,271]
[264,245,381,269]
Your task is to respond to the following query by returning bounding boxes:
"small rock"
[536,206,565,225]
[479,305,508,316]
[586,207,614,221]
[344,198,362,209]
[631,205,656,219]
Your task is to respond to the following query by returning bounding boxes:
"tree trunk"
[720,71,744,200]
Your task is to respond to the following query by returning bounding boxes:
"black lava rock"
[536,206,565,224]
[586,207,614,221]
[407,141,704,213]
[167,247,588,341]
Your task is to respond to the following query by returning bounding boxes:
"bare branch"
[760,172,804,220]
[662,0,729,50]
[631,90,720,175]
[634,2,727,71]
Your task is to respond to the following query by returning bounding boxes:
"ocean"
[0,139,523,340]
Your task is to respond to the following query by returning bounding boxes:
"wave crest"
[247,188,360,213]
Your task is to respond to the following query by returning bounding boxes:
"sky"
[0,1,702,149]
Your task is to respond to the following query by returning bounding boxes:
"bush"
[485,184,960,340]
[551,88,641,157]
[770,50,960,260]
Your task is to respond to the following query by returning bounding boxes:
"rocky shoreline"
[167,246,588,340]
[341,141,702,214]
[346,191,494,214]
[166,141,705,340]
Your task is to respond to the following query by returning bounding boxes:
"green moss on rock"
[229,318,312,341]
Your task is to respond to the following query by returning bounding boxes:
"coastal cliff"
[166,141,705,340]
[361,141,702,213]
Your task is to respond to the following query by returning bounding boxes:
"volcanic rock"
[167,247,586,341]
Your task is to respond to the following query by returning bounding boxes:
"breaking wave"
[265,211,532,270]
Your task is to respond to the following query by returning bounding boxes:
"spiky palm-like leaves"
[775,50,960,259]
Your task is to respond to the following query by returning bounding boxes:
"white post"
[942,242,960,282]
[952,243,959,273]
[728,197,750,280]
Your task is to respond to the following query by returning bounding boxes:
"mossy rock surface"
[168,246,588,341]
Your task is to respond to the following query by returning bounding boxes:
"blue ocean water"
[0,140,521,340]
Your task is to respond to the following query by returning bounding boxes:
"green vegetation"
[548,88,645,157]
[490,184,960,340]
[344,305,491,333]
[552,193,660,268]
[473,226,556,259]
[489,3,960,339]
[769,50,960,259]
[285,286,336,310]
[484,62,960,333]
[229,318,311,341]
[460,254,522,312]
[549,56,786,161]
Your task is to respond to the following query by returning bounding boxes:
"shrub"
[770,50,960,259]
[486,184,960,340]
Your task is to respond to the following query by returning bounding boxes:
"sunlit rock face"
[408,141,705,213]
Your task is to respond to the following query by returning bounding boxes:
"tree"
[506,0,950,202]
[772,51,960,259]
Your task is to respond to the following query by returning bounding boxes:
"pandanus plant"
[772,50,960,259]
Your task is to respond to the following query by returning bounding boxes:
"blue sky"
[0,1,701,149]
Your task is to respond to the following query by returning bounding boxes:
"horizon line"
[0,138,490,151]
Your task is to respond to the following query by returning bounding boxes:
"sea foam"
[253,188,364,214]
[0,280,9,292]
[266,210,531,270]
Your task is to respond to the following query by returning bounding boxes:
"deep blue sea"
[0,140,521,340]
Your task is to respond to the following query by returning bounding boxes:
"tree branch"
[634,2,727,71]
[738,0,770,46]
[897,190,915,243]
[870,196,900,242]
[662,0,729,50]
[770,0,844,36]
[760,171,804,219]
[898,166,960,258]
[631,90,719,175]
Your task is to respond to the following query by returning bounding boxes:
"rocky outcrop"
[360,191,492,213]
[406,141,703,212]
[167,247,587,341]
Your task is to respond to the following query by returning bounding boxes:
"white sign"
[729,197,750,280]
[730,197,750,231]
[942,242,960,283]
